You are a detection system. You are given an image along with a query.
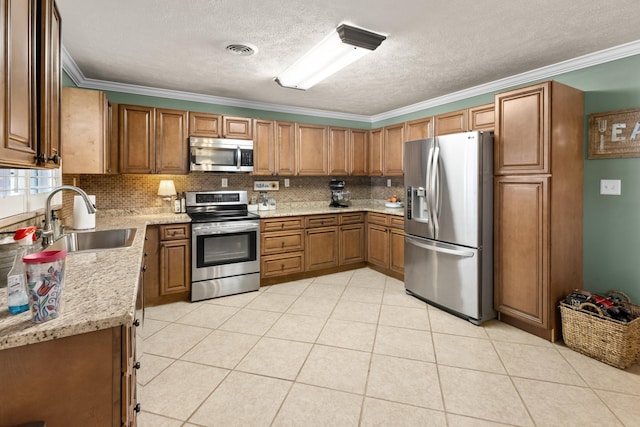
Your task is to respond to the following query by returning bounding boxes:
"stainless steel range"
[187,190,260,301]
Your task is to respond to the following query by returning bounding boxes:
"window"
[0,168,62,221]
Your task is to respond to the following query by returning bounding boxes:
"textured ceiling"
[57,0,640,116]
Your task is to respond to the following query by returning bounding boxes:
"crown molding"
[63,40,640,124]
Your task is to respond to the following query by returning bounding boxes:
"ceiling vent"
[226,44,257,56]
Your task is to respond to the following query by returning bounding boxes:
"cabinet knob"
[133,319,141,327]
[48,154,60,164]
[133,361,141,370]
[141,265,147,272]
[144,252,148,257]
[35,153,46,164]
[107,168,112,173]
[134,403,141,413]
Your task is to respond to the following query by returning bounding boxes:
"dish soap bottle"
[7,226,37,314]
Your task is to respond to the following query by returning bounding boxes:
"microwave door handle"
[236,146,241,169]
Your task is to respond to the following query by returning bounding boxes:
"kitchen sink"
[48,228,137,252]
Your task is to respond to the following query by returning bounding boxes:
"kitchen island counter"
[0,212,189,351]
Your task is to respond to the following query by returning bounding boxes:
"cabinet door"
[495,82,549,175]
[61,87,110,174]
[143,226,160,303]
[306,227,338,270]
[435,109,468,136]
[369,128,383,176]
[296,123,328,176]
[383,123,404,176]
[39,0,61,168]
[36,0,60,167]
[390,228,405,274]
[367,224,389,268]
[223,116,252,139]
[468,103,495,131]
[0,0,38,167]
[494,176,549,328]
[189,112,221,137]
[160,239,191,295]
[328,127,349,175]
[349,129,368,176]
[156,108,188,174]
[119,104,155,174]
[404,117,432,141]
[340,224,365,264]
[275,121,296,175]
[253,119,275,176]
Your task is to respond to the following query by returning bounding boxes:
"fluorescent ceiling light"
[276,24,386,90]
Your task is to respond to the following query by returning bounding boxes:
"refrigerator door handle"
[425,146,435,234]
[406,236,475,258]
[430,145,441,238]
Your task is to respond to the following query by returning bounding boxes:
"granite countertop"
[0,201,402,350]
[0,212,190,351]
[254,200,405,218]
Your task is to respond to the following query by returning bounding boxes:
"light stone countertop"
[0,201,403,350]
[0,212,190,350]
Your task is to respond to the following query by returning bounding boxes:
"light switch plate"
[284,178,290,187]
[221,178,228,188]
[600,179,621,195]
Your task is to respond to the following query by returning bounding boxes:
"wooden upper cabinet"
[328,127,349,176]
[350,129,368,176]
[468,103,495,131]
[155,108,188,174]
[276,121,296,175]
[0,0,38,167]
[495,82,550,175]
[253,119,276,176]
[404,117,433,141]
[435,109,468,136]
[369,128,383,176]
[383,123,404,176]
[189,112,221,137]
[119,104,155,174]
[223,116,252,139]
[296,123,328,176]
[39,0,61,168]
[61,87,118,174]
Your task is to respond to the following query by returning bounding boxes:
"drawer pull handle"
[281,264,284,270]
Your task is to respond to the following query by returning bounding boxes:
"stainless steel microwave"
[189,137,254,172]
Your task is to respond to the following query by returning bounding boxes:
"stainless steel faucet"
[42,185,96,247]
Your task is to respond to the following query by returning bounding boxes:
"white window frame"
[0,167,62,226]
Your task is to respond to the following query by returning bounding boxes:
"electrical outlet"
[600,179,621,195]
[221,178,228,188]
[284,179,290,187]
[387,179,392,187]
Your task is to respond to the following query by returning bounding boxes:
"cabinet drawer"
[261,230,304,255]
[160,224,190,240]
[340,212,364,225]
[261,217,303,232]
[389,216,404,229]
[367,212,389,226]
[305,214,338,228]
[261,252,305,278]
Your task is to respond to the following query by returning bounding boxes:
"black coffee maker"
[329,179,351,208]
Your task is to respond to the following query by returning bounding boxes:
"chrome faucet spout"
[42,185,96,246]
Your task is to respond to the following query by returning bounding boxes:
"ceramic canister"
[23,250,67,323]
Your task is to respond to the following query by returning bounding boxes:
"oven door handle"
[192,223,259,235]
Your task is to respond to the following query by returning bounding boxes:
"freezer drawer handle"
[406,236,474,257]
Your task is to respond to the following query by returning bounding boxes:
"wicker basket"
[560,300,640,369]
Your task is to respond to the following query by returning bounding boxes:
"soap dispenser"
[6,226,37,314]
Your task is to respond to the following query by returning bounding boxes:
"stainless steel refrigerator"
[404,131,494,324]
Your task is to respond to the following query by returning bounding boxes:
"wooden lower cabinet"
[366,213,404,279]
[306,226,339,270]
[0,323,140,426]
[340,223,365,264]
[262,251,305,278]
[144,223,191,306]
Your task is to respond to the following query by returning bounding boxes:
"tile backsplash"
[2,174,405,230]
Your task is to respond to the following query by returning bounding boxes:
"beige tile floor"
[138,268,640,427]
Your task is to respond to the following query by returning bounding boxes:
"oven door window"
[196,231,257,267]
